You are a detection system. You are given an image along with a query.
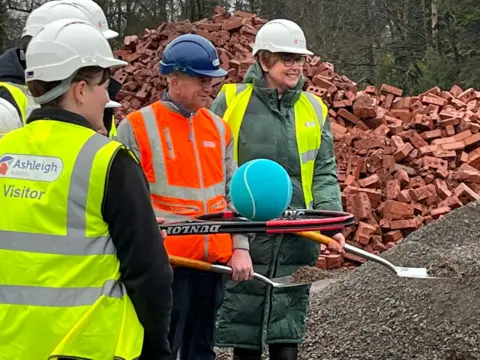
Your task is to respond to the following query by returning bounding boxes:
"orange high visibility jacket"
[125,101,233,264]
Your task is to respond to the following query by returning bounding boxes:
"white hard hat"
[60,0,118,39]
[252,19,313,56]
[25,18,127,105]
[22,2,90,39]
[0,98,23,135]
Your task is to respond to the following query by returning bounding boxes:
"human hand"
[228,249,254,281]
[329,232,345,254]
[156,217,167,239]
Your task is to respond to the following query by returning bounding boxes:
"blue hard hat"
[160,34,227,78]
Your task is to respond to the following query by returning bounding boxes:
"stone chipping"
[216,201,480,359]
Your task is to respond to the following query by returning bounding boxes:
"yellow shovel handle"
[295,231,340,252]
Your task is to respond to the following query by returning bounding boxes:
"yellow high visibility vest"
[0,120,144,359]
[109,115,118,138]
[0,81,28,124]
[220,83,328,209]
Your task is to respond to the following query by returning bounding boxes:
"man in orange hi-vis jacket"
[116,34,254,360]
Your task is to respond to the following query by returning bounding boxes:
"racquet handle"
[169,255,213,271]
[295,231,340,252]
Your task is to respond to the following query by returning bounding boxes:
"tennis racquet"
[157,209,354,236]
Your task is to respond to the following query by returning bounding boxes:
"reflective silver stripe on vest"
[235,83,248,96]
[300,92,327,165]
[303,91,326,134]
[139,106,227,203]
[0,231,113,255]
[4,82,29,96]
[301,149,317,164]
[0,133,116,256]
[0,279,125,306]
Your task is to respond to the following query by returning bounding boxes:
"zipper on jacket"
[189,117,209,261]
[164,126,175,159]
[152,198,200,213]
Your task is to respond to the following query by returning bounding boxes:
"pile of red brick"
[111,6,357,120]
[112,6,266,119]
[318,83,480,269]
[110,7,480,270]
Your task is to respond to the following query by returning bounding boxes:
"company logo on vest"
[0,154,63,181]
[0,155,14,175]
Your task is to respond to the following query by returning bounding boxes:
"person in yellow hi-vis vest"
[210,19,346,360]
[0,0,119,139]
[0,19,173,360]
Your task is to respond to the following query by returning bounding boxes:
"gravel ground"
[290,265,334,283]
[216,201,480,359]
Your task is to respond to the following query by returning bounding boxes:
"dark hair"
[27,66,111,108]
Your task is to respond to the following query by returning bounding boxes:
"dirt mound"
[299,200,480,360]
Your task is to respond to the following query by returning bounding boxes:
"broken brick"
[382,200,414,221]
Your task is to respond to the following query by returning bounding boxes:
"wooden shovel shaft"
[169,255,214,272]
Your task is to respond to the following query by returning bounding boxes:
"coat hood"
[0,48,26,85]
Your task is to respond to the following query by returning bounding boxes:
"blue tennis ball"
[231,159,293,221]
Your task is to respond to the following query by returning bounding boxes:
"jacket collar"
[162,90,195,118]
[26,107,94,130]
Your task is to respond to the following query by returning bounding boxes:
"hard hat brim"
[191,67,228,78]
[253,45,314,56]
[160,63,228,78]
[103,28,119,40]
[105,100,121,108]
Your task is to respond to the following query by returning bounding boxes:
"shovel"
[296,231,434,279]
[169,255,312,288]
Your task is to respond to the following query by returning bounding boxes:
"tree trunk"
[431,0,439,50]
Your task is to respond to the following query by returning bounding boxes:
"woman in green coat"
[210,19,345,360]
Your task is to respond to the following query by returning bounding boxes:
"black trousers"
[233,343,299,358]
[167,267,226,360]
